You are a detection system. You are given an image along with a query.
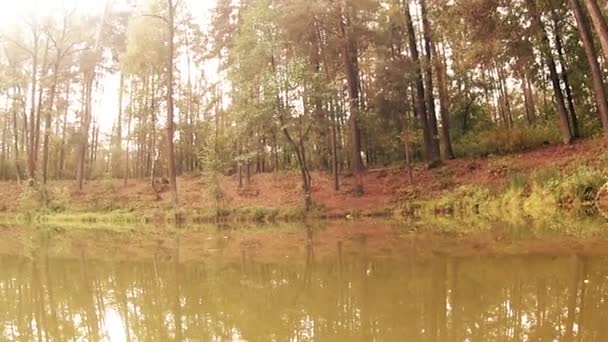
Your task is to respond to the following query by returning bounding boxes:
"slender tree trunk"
[76,78,94,190]
[27,33,39,181]
[166,0,179,206]
[238,142,243,189]
[526,76,537,121]
[1,99,7,180]
[526,0,573,144]
[12,89,22,183]
[553,17,580,138]
[42,60,60,184]
[59,82,69,179]
[76,0,109,190]
[330,97,340,191]
[522,73,536,125]
[403,102,414,183]
[570,0,608,132]
[420,0,441,160]
[34,42,49,173]
[404,0,439,167]
[583,0,608,62]
[339,8,364,195]
[124,80,134,187]
[114,72,124,177]
[497,65,513,127]
[435,41,454,159]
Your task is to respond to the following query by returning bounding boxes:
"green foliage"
[19,184,71,213]
[547,167,608,205]
[454,123,561,157]
[18,185,48,212]
[405,164,608,221]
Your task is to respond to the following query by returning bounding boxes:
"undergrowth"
[398,165,608,220]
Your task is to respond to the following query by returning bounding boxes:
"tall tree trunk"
[166,0,179,206]
[1,98,7,180]
[76,0,109,190]
[583,0,608,62]
[124,80,134,187]
[42,60,60,184]
[553,16,580,138]
[497,65,513,127]
[419,0,441,160]
[312,22,330,171]
[570,0,608,132]
[57,81,71,178]
[404,0,439,167]
[339,6,364,195]
[435,41,454,159]
[521,72,536,125]
[34,41,49,173]
[27,33,39,181]
[526,0,573,144]
[114,73,124,177]
[76,78,93,190]
[330,97,340,191]
[12,89,22,183]
[59,82,69,179]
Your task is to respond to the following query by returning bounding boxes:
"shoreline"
[0,137,607,225]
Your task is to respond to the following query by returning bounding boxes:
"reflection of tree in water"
[0,248,608,340]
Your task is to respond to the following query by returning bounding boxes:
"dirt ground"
[0,137,606,215]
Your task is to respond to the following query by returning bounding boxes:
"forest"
[1,0,608,212]
[4,2,608,340]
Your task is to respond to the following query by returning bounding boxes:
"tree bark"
[166,0,179,206]
[27,31,39,181]
[583,0,608,62]
[11,89,22,183]
[42,58,60,184]
[526,0,573,144]
[521,72,536,125]
[339,6,364,195]
[497,64,513,127]
[330,97,340,191]
[59,82,69,179]
[114,72,124,177]
[124,79,134,187]
[570,0,608,132]
[553,16,580,138]
[34,41,50,173]
[76,77,93,190]
[403,0,439,167]
[435,42,454,159]
[419,0,441,160]
[76,1,109,190]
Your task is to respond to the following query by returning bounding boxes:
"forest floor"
[0,136,606,221]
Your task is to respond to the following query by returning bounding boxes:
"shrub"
[18,184,47,211]
[553,168,608,204]
[454,124,561,158]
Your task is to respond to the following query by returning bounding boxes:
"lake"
[0,219,607,341]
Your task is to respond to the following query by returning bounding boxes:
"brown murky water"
[1,221,608,341]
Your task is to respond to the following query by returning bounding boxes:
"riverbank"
[0,137,607,224]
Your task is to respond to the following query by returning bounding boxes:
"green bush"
[18,184,47,211]
[454,124,561,157]
[550,167,608,204]
[18,184,71,212]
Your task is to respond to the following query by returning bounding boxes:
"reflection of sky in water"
[104,309,127,342]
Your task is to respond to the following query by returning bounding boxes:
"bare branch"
[140,14,170,25]
[0,35,35,56]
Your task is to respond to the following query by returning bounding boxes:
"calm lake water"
[0,221,607,341]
